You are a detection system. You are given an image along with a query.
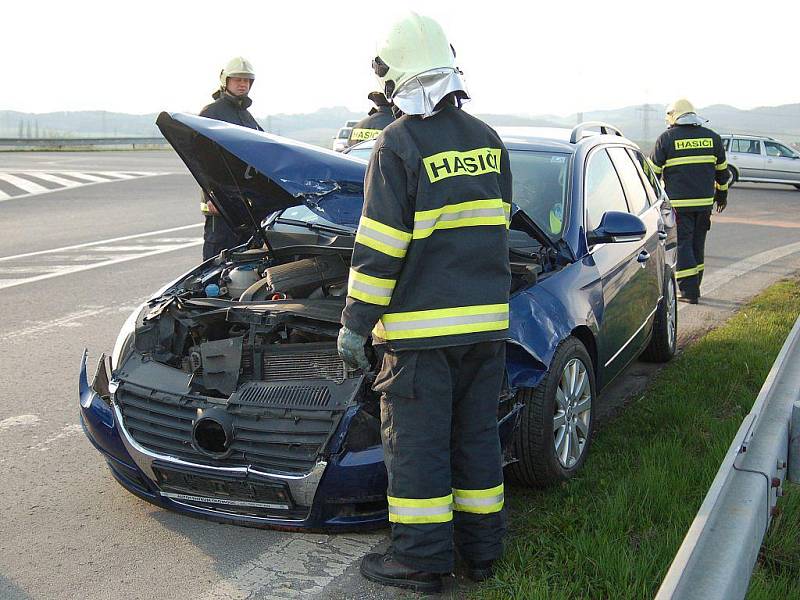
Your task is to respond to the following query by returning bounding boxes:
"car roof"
[722,133,775,141]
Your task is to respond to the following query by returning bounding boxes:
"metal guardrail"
[656,315,800,600]
[0,137,168,150]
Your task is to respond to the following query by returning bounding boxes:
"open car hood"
[156,112,367,239]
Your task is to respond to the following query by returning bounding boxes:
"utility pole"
[576,112,584,125]
[637,103,658,143]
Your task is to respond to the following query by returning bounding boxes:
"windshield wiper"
[274,218,354,236]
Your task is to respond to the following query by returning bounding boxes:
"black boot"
[465,559,495,582]
[360,552,443,593]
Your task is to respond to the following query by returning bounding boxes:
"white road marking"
[20,171,82,188]
[0,188,10,200]
[678,240,800,311]
[31,424,84,451]
[56,171,116,183]
[0,414,40,432]
[201,534,383,600]
[0,223,202,262]
[0,305,138,341]
[0,173,49,194]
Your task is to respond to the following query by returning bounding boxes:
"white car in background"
[722,134,800,190]
[331,127,352,152]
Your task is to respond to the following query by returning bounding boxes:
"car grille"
[241,342,354,384]
[117,377,359,475]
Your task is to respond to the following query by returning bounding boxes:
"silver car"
[722,134,800,189]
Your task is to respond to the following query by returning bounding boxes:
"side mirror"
[587,211,646,245]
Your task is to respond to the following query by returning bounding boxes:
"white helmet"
[666,98,695,126]
[219,57,256,91]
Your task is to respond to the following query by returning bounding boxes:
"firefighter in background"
[337,12,511,593]
[199,57,263,260]
[347,91,395,147]
[651,98,728,303]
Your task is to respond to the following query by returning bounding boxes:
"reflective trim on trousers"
[374,303,509,341]
[676,266,699,279]
[355,216,412,258]
[413,199,509,239]
[347,268,396,306]
[452,483,504,514]
[664,155,717,168]
[387,493,454,524]
[671,197,715,208]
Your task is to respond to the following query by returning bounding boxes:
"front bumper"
[78,352,388,531]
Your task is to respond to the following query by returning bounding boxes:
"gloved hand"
[337,326,370,371]
[714,192,727,213]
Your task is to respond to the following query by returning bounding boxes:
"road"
[1,151,799,600]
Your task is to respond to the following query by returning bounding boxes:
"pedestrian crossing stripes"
[0,170,170,201]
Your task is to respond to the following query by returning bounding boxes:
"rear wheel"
[507,337,595,487]
[641,272,677,362]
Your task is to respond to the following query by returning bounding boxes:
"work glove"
[337,326,370,371]
[714,190,727,213]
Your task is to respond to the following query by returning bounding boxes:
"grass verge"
[478,279,800,599]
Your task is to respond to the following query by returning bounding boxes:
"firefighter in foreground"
[337,12,511,593]
[199,57,263,260]
[651,98,728,303]
[347,91,395,147]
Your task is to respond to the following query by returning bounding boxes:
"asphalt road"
[1,151,799,600]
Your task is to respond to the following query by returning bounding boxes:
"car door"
[583,148,651,381]
[729,137,765,179]
[764,141,800,182]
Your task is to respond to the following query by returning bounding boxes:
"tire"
[793,184,800,191]
[727,166,738,188]
[507,337,596,487]
[641,272,678,363]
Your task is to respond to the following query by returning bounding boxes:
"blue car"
[79,113,677,531]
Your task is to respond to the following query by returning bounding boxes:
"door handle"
[658,230,668,241]
[637,250,651,263]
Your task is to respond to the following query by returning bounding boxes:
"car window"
[722,138,730,150]
[731,138,761,154]
[764,141,796,158]
[337,128,351,139]
[508,150,569,239]
[585,149,629,231]
[627,149,661,204]
[607,147,649,215]
[346,147,373,160]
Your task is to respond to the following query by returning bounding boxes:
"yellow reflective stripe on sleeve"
[664,155,717,168]
[715,160,729,171]
[697,263,705,272]
[387,494,453,524]
[347,268,396,306]
[676,266,699,279]
[452,483,504,514]
[355,216,411,258]
[374,303,509,341]
[423,147,502,183]
[651,162,663,174]
[670,197,715,208]
[350,128,382,142]
[716,181,729,191]
[413,198,508,239]
[675,138,713,151]
[200,201,210,214]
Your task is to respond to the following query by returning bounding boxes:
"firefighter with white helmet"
[651,98,729,303]
[199,57,263,260]
[338,12,511,592]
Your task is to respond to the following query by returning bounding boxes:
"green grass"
[476,280,800,599]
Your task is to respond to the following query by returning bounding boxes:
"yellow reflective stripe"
[422,147,502,183]
[549,209,562,233]
[200,201,210,214]
[355,216,411,258]
[716,181,729,191]
[374,304,509,341]
[715,160,729,171]
[387,494,453,524]
[347,268,396,306]
[674,138,713,151]
[452,483,503,498]
[664,155,717,168]
[697,263,705,272]
[453,484,504,514]
[676,266,699,279]
[651,162,664,174]
[671,197,714,208]
[350,128,382,142]
[413,199,507,239]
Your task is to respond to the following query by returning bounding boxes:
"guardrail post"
[789,403,800,484]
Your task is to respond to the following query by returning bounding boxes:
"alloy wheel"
[553,358,592,468]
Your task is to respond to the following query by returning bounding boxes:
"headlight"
[111,304,145,368]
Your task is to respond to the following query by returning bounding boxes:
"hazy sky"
[2,1,798,117]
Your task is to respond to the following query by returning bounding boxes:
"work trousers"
[202,215,247,261]
[676,209,711,299]
[374,341,507,573]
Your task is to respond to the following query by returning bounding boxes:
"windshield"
[280,147,570,241]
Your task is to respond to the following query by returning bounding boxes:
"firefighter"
[199,57,263,260]
[651,98,728,303]
[347,91,395,147]
[337,12,511,593]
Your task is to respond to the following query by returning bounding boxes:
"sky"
[1,1,798,118]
